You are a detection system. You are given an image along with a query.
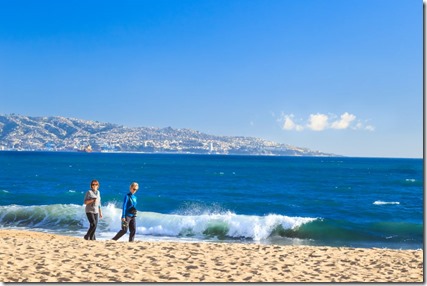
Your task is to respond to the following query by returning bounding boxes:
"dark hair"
[90,179,99,187]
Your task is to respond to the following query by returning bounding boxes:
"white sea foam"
[134,211,316,241]
[373,201,400,205]
[0,203,317,241]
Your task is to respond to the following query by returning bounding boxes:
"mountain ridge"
[0,114,337,156]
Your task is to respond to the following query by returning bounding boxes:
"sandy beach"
[0,229,423,283]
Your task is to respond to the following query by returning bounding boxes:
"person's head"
[130,182,139,194]
[91,180,99,190]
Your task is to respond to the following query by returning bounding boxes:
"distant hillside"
[0,114,337,156]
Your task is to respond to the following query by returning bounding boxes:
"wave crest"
[373,201,400,205]
[0,203,317,241]
[138,211,316,241]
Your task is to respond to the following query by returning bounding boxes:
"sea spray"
[0,204,317,241]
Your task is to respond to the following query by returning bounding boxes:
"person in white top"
[83,179,103,240]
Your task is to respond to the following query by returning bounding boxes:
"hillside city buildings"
[0,114,333,156]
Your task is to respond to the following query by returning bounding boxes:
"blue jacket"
[122,192,137,219]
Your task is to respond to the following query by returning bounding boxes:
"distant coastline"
[0,149,341,158]
[1,149,422,160]
[0,114,337,157]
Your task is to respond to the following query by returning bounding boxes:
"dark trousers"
[84,213,98,240]
[112,216,136,242]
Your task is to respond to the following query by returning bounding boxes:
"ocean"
[0,151,423,249]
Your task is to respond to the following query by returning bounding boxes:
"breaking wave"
[0,204,421,248]
[0,203,316,241]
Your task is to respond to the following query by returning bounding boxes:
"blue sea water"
[0,151,423,249]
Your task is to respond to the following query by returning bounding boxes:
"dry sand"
[0,229,423,283]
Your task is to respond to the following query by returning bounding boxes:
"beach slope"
[0,230,423,282]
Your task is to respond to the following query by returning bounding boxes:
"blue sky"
[0,0,422,158]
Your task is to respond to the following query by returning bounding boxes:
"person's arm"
[98,194,103,218]
[84,191,96,205]
[84,198,96,205]
[121,195,129,219]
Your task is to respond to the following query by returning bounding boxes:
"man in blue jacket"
[112,182,139,242]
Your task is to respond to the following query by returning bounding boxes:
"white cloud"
[331,112,356,129]
[282,114,304,131]
[365,125,375,131]
[282,115,296,130]
[355,121,375,131]
[307,113,329,131]
[279,112,374,132]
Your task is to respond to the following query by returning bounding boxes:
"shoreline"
[1,149,423,159]
[0,229,423,282]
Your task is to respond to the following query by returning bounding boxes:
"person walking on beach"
[112,182,139,242]
[83,179,103,240]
